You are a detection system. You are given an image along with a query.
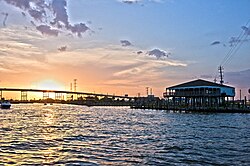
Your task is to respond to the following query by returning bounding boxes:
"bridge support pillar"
[77,94,83,100]
[21,91,28,101]
[67,93,73,101]
[43,92,50,100]
[55,93,63,100]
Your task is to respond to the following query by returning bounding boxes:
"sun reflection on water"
[0,104,249,165]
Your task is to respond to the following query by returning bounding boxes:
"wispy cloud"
[0,22,189,95]
[226,69,250,88]
[0,26,50,74]
[225,69,250,98]
[200,74,213,79]
[47,44,187,83]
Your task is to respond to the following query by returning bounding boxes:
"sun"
[35,79,65,91]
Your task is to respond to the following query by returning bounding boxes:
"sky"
[0,0,250,99]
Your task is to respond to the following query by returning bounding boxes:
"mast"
[218,66,224,85]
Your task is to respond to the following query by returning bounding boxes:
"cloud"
[36,25,59,36]
[137,51,143,54]
[1,12,8,27]
[225,69,250,88]
[2,0,90,37]
[0,25,47,55]
[21,12,26,17]
[147,48,170,59]
[68,23,89,37]
[210,41,220,46]
[229,37,240,47]
[200,74,213,79]
[28,9,45,22]
[119,0,164,4]
[242,26,250,35]
[228,36,249,47]
[121,0,140,4]
[0,27,55,75]
[2,0,31,9]
[225,69,250,99]
[120,40,133,47]
[58,45,67,52]
[51,0,69,27]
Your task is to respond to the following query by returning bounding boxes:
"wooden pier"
[131,79,250,113]
[131,105,250,113]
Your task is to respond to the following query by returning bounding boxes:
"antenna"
[218,66,224,85]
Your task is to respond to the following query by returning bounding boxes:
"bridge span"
[0,88,133,101]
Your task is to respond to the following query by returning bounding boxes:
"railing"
[164,91,221,97]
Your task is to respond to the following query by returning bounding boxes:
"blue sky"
[0,0,250,98]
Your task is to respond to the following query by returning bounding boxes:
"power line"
[220,19,250,67]
[223,33,249,66]
[213,19,250,82]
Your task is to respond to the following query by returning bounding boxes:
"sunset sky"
[0,0,250,99]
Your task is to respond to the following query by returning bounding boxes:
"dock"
[131,79,250,113]
[131,105,250,113]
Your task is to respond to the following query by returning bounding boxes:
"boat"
[1,100,11,109]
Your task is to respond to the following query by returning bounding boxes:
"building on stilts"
[163,79,235,110]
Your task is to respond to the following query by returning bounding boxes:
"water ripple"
[0,104,250,165]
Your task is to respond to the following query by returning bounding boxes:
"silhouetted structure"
[0,88,132,101]
[163,79,235,109]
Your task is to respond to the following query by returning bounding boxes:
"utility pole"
[218,66,224,85]
[138,93,141,97]
[150,88,153,95]
[240,89,242,101]
[146,87,149,96]
[249,89,250,102]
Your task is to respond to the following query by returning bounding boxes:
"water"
[0,104,249,165]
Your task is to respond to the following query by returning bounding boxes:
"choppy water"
[0,104,249,165]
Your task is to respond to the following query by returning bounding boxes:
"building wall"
[220,87,235,97]
[167,85,235,97]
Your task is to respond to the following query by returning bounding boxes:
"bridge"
[0,88,133,101]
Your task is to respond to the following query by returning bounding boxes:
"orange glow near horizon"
[34,79,65,91]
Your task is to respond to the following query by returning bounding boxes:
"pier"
[131,79,250,113]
